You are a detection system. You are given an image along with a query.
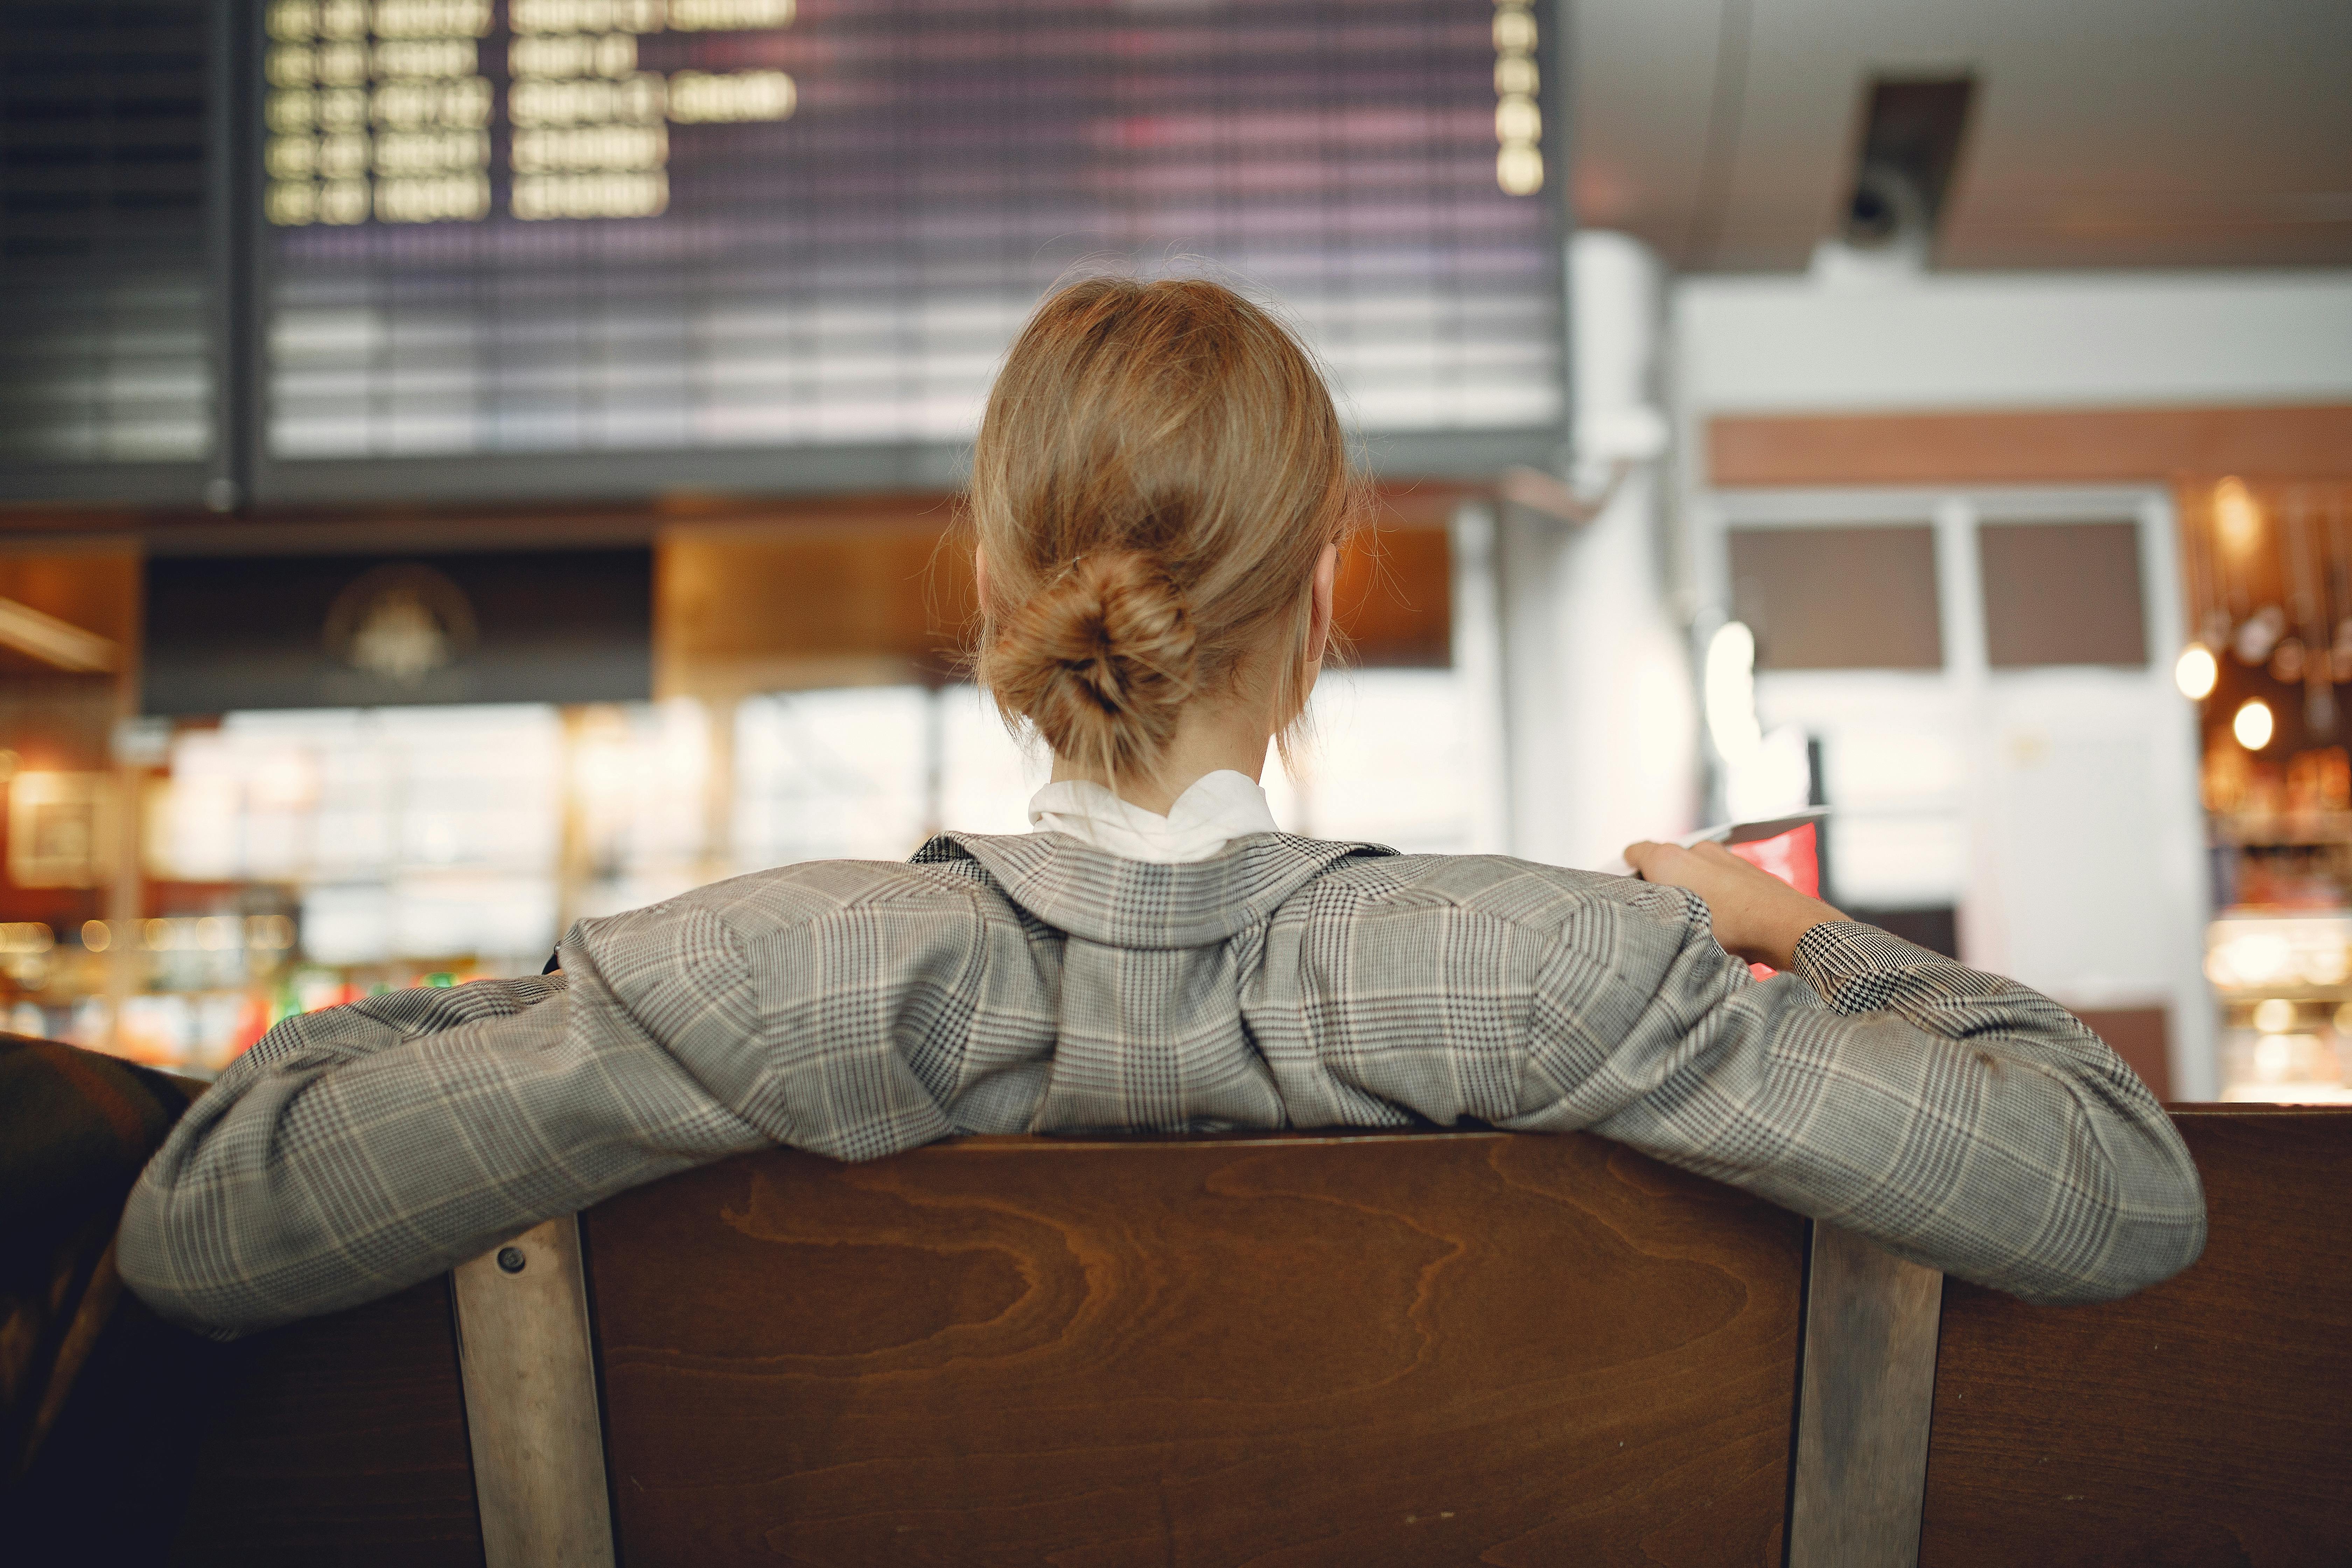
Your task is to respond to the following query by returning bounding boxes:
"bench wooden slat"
[1920,1106,2352,1565]
[583,1130,1808,1567]
[170,1278,484,1567]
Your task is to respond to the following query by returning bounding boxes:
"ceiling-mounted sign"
[143,547,651,714]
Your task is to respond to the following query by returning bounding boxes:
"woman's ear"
[973,543,990,608]
[1306,541,1338,665]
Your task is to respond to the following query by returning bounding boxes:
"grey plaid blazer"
[119,832,2205,1333]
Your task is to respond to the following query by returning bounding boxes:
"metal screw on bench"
[497,1246,527,1274]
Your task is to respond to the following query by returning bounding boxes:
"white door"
[1710,486,2215,1098]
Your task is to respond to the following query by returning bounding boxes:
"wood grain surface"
[654,507,1454,702]
[584,1130,1807,1568]
[1707,404,2352,489]
[1920,1106,2352,1567]
[170,1278,485,1568]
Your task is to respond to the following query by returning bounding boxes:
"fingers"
[1624,840,1707,887]
[1624,838,1754,892]
[1625,838,1761,888]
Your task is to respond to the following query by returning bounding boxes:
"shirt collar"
[1025,769,1282,865]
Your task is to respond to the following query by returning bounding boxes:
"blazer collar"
[915,831,1392,950]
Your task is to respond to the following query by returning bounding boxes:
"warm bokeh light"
[0,923,54,955]
[2234,698,2275,751]
[2174,642,2218,700]
[2253,997,2297,1033]
[2214,476,2262,556]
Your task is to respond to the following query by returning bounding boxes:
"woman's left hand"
[1623,839,1848,971]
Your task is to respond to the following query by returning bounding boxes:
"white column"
[1449,500,1514,855]
[1500,232,1699,869]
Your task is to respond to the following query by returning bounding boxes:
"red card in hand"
[1726,822,1820,976]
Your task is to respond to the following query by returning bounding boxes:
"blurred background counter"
[0,503,1497,1075]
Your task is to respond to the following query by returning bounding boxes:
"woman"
[119,280,2204,1334]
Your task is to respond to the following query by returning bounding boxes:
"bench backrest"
[166,1108,2352,1566]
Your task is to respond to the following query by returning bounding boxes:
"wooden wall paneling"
[582,1130,1808,1567]
[1919,1106,2352,1566]
[170,1278,485,1568]
[0,549,140,932]
[654,511,972,702]
[1334,523,1452,666]
[0,548,140,674]
[657,507,1461,703]
[1708,404,2352,490]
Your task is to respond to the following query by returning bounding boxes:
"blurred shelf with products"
[2178,475,2352,1101]
[2203,914,2352,1103]
[0,504,1491,1077]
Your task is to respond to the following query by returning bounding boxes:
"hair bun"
[988,550,1196,780]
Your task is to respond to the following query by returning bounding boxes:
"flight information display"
[257,0,1563,474]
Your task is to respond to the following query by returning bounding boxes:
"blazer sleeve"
[116,922,775,1336]
[1503,901,2207,1306]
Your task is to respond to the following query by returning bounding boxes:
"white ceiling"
[1571,0,2352,272]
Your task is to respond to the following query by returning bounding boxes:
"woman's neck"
[1049,691,1280,814]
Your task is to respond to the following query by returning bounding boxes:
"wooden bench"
[165,1108,2352,1566]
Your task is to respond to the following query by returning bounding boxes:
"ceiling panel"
[1573,0,2352,272]
[1566,0,1726,259]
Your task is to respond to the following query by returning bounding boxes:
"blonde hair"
[970,278,1362,785]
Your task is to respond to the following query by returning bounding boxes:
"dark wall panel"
[1979,520,2148,668]
[144,546,651,713]
[1730,524,1944,671]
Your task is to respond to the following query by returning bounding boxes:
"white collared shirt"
[1026,769,1281,863]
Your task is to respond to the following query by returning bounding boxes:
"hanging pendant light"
[2234,698,2275,751]
[2174,643,2219,700]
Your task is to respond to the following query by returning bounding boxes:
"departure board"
[257,0,1563,484]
